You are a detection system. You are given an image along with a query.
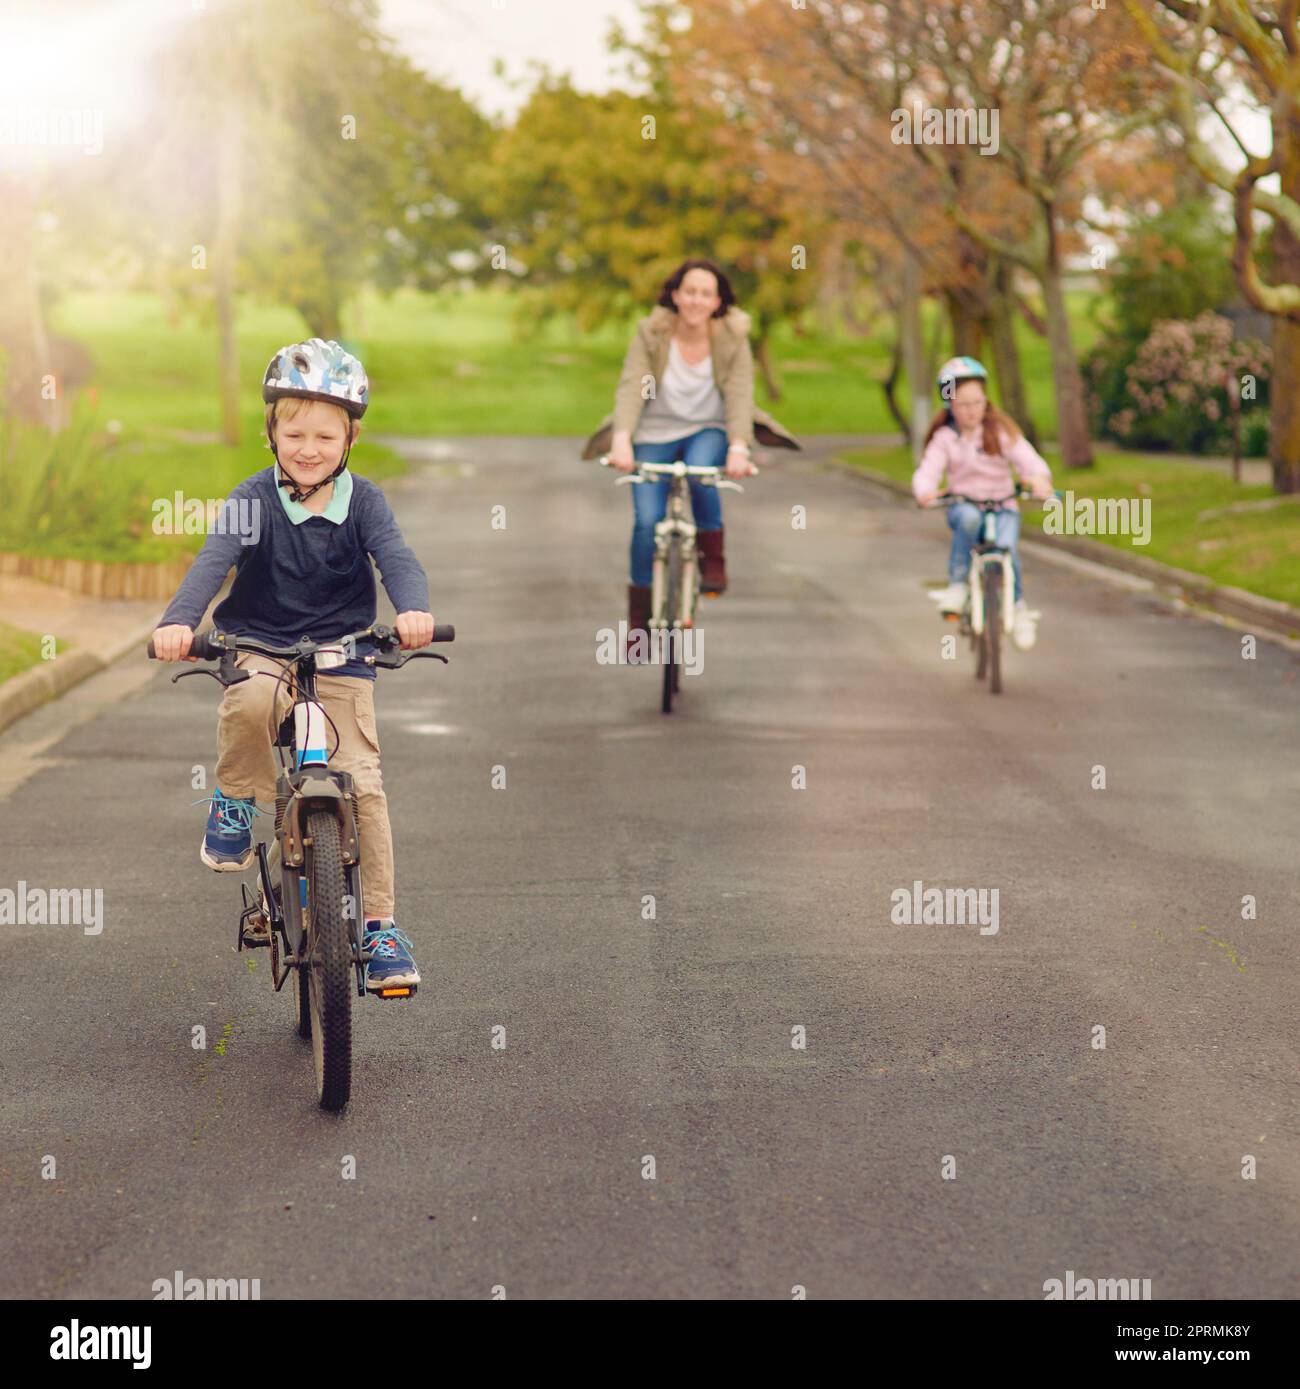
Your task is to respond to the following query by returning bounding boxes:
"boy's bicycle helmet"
[936,355,988,403]
[262,338,369,502]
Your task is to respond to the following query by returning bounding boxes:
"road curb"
[833,459,1300,642]
[0,619,159,739]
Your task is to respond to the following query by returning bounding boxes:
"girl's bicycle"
[148,621,453,1110]
[602,456,751,713]
[927,489,1050,696]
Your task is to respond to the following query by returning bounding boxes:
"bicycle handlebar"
[147,623,455,662]
[598,454,759,481]
[926,487,1061,509]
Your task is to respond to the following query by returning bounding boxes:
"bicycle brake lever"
[170,651,250,687]
[171,667,224,686]
[402,650,449,665]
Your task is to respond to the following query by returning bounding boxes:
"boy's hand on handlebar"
[395,610,435,649]
[724,450,756,480]
[1028,479,1054,500]
[152,624,198,662]
[916,490,938,507]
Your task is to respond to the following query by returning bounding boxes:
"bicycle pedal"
[372,984,417,1000]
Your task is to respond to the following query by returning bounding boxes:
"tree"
[676,1,1161,467]
[1121,0,1300,492]
[117,0,494,442]
[488,61,822,398]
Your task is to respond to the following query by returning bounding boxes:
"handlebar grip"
[150,629,221,661]
[432,624,455,643]
[190,629,221,661]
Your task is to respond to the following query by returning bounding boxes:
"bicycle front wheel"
[305,809,352,1111]
[661,542,680,714]
[985,565,1003,695]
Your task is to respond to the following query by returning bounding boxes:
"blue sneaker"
[363,920,420,996]
[196,789,261,871]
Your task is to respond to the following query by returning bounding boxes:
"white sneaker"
[1012,599,1041,651]
[931,581,969,615]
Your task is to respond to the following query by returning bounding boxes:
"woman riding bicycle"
[912,356,1054,651]
[581,258,798,650]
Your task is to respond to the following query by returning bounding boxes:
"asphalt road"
[1,435,1296,1300]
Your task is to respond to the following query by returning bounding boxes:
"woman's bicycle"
[148,621,454,1110]
[927,489,1048,696]
[602,456,752,713]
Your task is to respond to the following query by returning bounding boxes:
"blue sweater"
[158,468,429,679]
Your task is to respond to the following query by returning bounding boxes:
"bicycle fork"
[969,552,1015,635]
[650,517,698,634]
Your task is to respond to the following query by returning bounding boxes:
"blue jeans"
[629,428,726,586]
[947,502,1023,601]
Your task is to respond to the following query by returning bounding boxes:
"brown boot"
[698,528,727,594]
[626,583,652,662]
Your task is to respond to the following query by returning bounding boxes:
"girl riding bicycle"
[912,356,1054,651]
[581,258,798,653]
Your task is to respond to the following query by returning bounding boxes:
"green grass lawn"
[0,622,62,684]
[52,283,1102,440]
[12,281,1097,565]
[838,445,1300,609]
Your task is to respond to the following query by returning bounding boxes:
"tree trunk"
[900,247,930,464]
[1269,110,1300,493]
[882,331,910,443]
[986,257,1038,449]
[1040,202,1093,469]
[297,288,342,343]
[944,288,982,358]
[213,79,243,447]
[0,178,54,427]
[754,329,781,402]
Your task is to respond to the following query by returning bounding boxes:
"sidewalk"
[0,574,162,735]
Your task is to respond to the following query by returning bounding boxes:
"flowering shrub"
[1086,312,1270,455]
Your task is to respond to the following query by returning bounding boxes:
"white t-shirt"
[633,338,728,445]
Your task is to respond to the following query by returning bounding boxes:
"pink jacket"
[912,421,1052,511]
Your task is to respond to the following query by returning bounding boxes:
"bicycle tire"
[673,551,694,696]
[662,542,680,714]
[985,565,1003,695]
[305,809,352,1111]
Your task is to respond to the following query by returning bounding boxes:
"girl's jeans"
[629,427,726,586]
[947,502,1024,602]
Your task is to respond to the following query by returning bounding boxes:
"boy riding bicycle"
[150,338,435,994]
[912,356,1054,651]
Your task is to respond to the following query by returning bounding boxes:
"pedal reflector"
[379,987,411,998]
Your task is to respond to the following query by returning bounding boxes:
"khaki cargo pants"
[214,653,395,920]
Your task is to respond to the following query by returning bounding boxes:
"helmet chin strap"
[268,423,354,504]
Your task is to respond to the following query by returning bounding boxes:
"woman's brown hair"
[923,391,1024,458]
[657,259,735,317]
